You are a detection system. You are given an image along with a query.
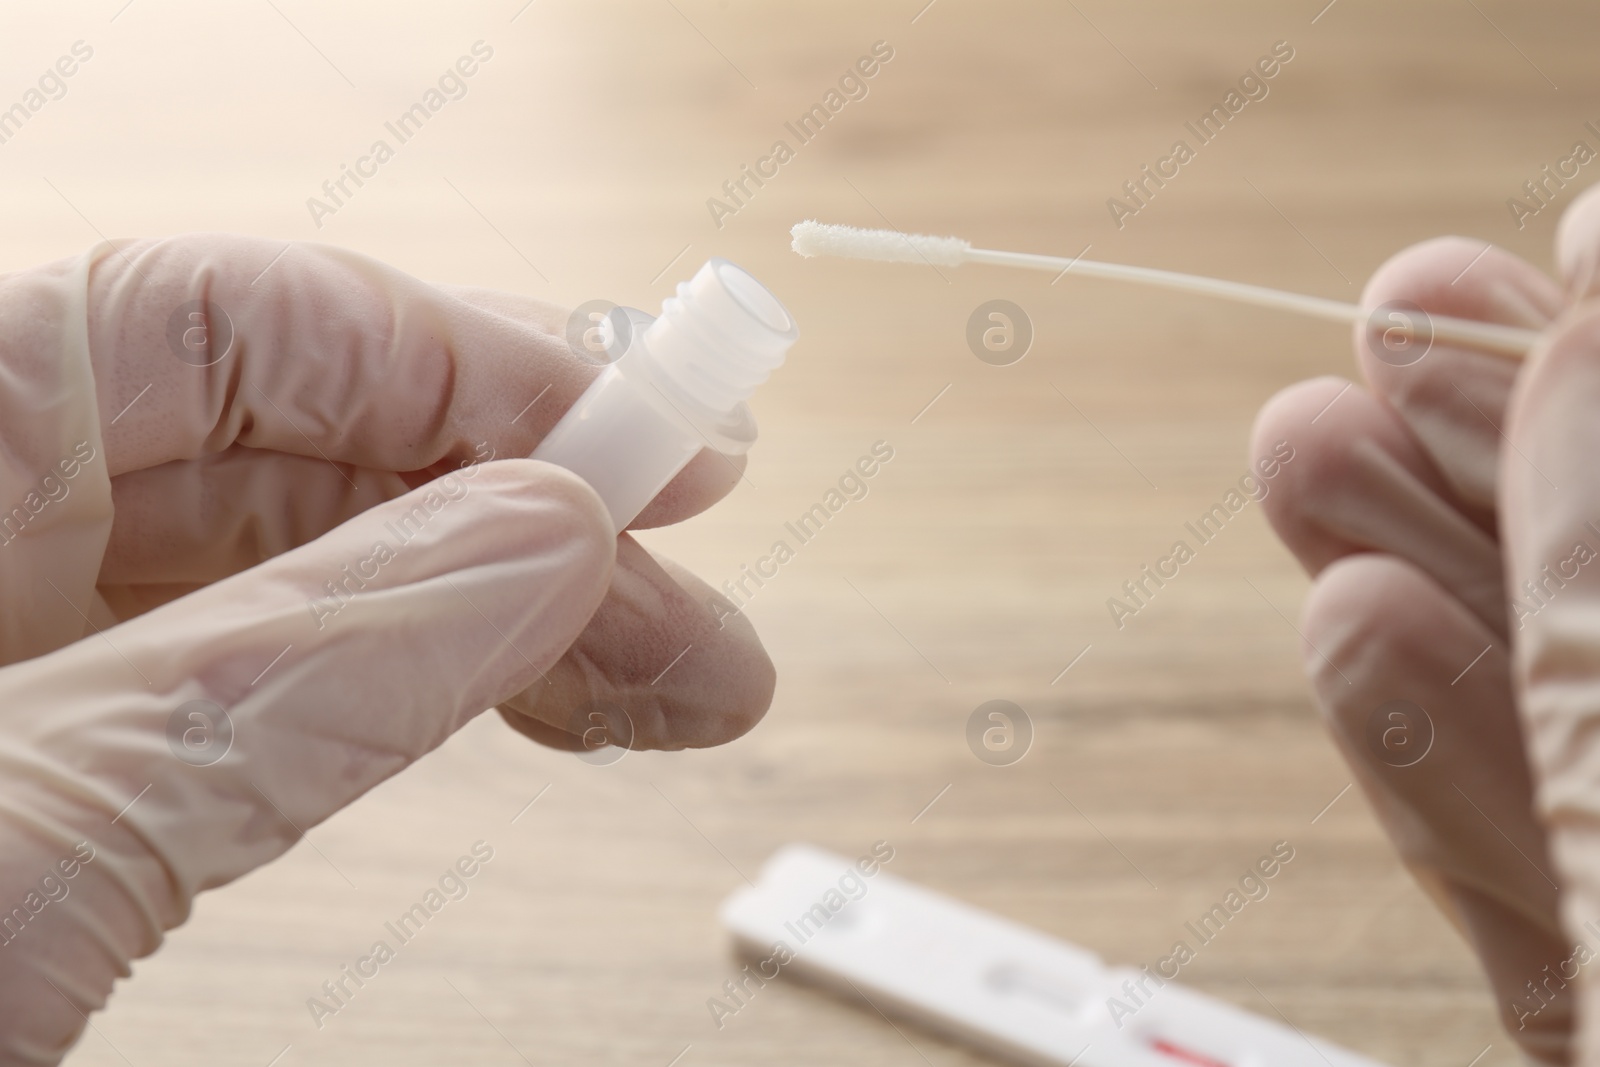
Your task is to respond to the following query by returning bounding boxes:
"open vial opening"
[717,259,796,335]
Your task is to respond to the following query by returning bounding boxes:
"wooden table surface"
[3,1,1595,1064]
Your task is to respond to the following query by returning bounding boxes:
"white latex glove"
[1251,185,1600,1064]
[0,236,774,1063]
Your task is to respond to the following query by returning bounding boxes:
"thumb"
[0,459,612,1061]
[1502,303,1600,1058]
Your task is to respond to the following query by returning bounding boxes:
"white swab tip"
[791,220,971,268]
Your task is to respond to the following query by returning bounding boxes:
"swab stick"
[790,220,1540,359]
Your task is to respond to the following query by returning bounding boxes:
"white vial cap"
[643,258,799,415]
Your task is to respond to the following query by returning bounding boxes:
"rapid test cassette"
[719,844,1390,1067]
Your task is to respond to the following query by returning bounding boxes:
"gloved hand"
[0,235,774,1063]
[1251,185,1600,1064]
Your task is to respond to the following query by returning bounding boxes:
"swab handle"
[964,246,1539,358]
[789,222,1539,359]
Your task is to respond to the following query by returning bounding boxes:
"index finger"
[1355,236,1563,512]
[81,234,742,525]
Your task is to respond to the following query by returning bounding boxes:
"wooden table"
[2,1,1591,1064]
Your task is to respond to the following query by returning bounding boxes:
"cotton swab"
[790,221,1540,359]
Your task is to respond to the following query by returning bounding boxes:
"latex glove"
[1250,188,1600,1064]
[0,236,774,1063]
[1504,212,1600,1063]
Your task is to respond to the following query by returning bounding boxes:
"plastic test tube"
[531,258,800,532]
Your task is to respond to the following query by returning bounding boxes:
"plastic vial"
[531,258,799,532]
